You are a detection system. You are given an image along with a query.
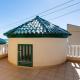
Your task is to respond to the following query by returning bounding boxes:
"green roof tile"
[4,16,71,38]
[0,38,6,44]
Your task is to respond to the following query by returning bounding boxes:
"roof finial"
[36,16,39,18]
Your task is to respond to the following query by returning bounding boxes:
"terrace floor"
[0,58,80,80]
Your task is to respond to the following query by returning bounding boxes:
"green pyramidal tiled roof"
[4,16,71,38]
[0,38,6,44]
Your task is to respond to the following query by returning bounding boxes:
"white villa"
[4,16,71,67]
[67,24,80,60]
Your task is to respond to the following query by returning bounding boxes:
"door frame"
[17,44,33,67]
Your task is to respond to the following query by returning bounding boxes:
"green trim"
[0,43,6,44]
[6,33,70,38]
[18,44,33,67]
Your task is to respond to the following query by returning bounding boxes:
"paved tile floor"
[0,58,80,80]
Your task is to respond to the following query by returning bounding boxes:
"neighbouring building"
[0,38,7,55]
[4,16,71,67]
[67,24,80,45]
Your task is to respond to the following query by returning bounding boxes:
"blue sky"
[0,0,80,38]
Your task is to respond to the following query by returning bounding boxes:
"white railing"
[0,44,8,55]
[68,45,80,57]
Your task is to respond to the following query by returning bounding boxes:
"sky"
[0,0,80,38]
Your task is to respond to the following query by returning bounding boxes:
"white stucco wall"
[8,38,67,67]
[67,24,80,45]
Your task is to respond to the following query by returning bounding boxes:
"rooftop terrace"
[0,58,80,80]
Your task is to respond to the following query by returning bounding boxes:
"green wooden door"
[18,44,33,67]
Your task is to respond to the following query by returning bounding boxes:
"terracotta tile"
[0,58,80,80]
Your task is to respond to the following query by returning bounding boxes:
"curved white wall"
[8,38,67,67]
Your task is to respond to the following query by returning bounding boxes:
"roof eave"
[5,33,70,38]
